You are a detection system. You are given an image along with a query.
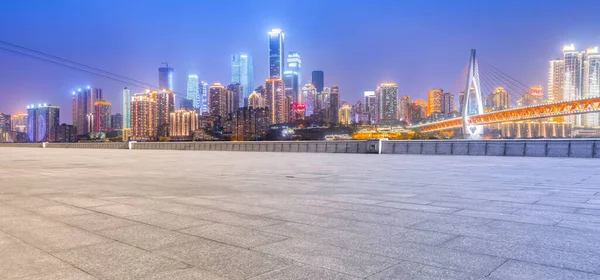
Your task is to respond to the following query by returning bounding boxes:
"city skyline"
[1,0,600,121]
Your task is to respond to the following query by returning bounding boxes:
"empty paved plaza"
[1,148,600,280]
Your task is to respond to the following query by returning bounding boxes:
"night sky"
[1,0,599,122]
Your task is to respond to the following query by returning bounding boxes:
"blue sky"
[1,0,599,121]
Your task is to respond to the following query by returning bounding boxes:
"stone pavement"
[1,148,600,280]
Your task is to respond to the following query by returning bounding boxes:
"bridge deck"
[1,148,600,279]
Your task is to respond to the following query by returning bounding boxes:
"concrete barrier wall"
[1,139,598,158]
[381,139,600,158]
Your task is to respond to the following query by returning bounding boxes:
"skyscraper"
[27,104,59,142]
[311,71,324,93]
[563,44,583,125]
[227,83,242,112]
[301,84,316,116]
[158,64,174,91]
[200,81,209,115]
[111,113,123,130]
[93,101,111,133]
[248,91,263,109]
[10,113,27,133]
[209,83,230,118]
[0,113,10,132]
[488,87,511,111]
[427,89,443,116]
[584,47,600,126]
[131,91,157,141]
[156,89,175,137]
[187,75,200,111]
[329,86,340,124]
[283,71,299,102]
[231,54,254,106]
[287,52,301,83]
[376,83,399,124]
[265,78,285,124]
[122,87,131,129]
[268,29,284,79]
[338,104,351,125]
[364,91,376,124]
[548,59,564,102]
[441,92,455,115]
[72,86,102,136]
[399,95,411,122]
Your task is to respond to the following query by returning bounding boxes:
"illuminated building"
[329,85,340,124]
[93,100,111,133]
[287,52,301,92]
[111,113,123,130]
[231,54,254,107]
[518,86,544,107]
[584,47,600,127]
[487,87,511,111]
[227,83,242,112]
[562,44,583,125]
[169,110,198,138]
[301,84,316,116]
[351,101,363,123]
[55,124,77,142]
[364,91,376,124]
[72,86,102,136]
[200,81,209,115]
[122,88,131,130]
[187,75,200,111]
[27,104,59,142]
[441,92,455,115]
[399,96,411,122]
[292,103,306,121]
[131,91,157,141]
[230,107,270,141]
[268,28,284,79]
[156,89,175,137]
[10,113,27,133]
[248,91,263,109]
[265,78,286,124]
[209,83,231,118]
[317,87,330,114]
[283,70,299,102]
[338,104,351,125]
[427,89,443,116]
[548,59,564,102]
[158,64,174,91]
[376,82,399,124]
[409,101,426,124]
[311,71,324,93]
[0,113,10,132]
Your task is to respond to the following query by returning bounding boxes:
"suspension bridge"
[409,50,600,138]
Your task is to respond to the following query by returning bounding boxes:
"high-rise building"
[301,84,316,116]
[364,91,377,124]
[93,101,111,133]
[227,83,242,112]
[230,107,271,141]
[427,89,443,116]
[187,75,200,111]
[548,59,564,102]
[518,86,544,107]
[441,92,455,115]
[122,87,131,129]
[55,124,77,142]
[0,113,10,132]
[131,91,157,141]
[169,110,198,138]
[488,87,511,111]
[156,89,175,137]
[563,44,584,125]
[200,81,209,115]
[10,113,27,133]
[338,104,351,125]
[72,86,102,136]
[231,54,254,107]
[311,71,324,93]
[265,78,286,124]
[329,86,340,124]
[248,91,263,109]
[376,83,399,124]
[268,29,284,79]
[111,113,123,130]
[209,83,231,118]
[283,71,299,102]
[287,52,301,86]
[584,47,600,127]
[399,95,411,122]
[26,104,59,142]
[158,64,174,91]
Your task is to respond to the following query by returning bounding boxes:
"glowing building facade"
[268,29,284,79]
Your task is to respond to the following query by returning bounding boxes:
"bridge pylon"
[462,49,484,139]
